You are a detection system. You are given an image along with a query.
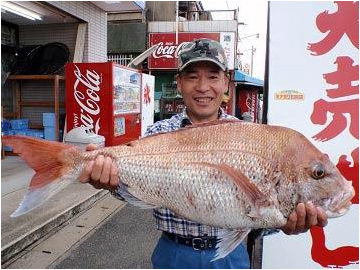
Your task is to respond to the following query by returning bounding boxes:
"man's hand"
[281,201,328,235]
[79,144,119,190]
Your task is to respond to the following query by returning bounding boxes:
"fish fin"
[135,120,243,145]
[212,229,251,261]
[11,178,74,217]
[118,183,158,209]
[191,162,266,207]
[138,119,242,141]
[183,119,241,129]
[2,135,81,217]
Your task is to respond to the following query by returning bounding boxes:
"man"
[80,38,327,268]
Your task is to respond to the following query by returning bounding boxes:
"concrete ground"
[1,156,109,264]
[5,193,128,269]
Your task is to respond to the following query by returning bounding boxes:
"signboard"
[264,1,358,269]
[149,32,236,70]
[141,73,155,136]
[238,90,258,123]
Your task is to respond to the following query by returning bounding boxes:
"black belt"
[163,232,218,250]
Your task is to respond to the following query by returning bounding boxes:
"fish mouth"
[326,187,355,218]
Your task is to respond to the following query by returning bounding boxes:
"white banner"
[220,32,236,70]
[264,1,359,269]
[141,73,155,136]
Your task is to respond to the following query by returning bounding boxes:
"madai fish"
[2,120,355,260]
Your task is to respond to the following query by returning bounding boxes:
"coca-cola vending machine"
[65,62,154,146]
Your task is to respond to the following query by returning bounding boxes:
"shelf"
[8,75,65,80]
[2,112,19,118]
[29,123,43,129]
[7,74,64,141]
[20,101,65,107]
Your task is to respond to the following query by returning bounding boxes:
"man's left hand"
[281,201,328,235]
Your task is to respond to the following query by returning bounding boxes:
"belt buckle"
[192,237,206,250]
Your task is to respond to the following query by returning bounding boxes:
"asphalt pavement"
[53,205,161,269]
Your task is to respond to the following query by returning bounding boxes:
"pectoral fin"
[191,162,267,208]
[118,183,158,209]
[212,229,251,261]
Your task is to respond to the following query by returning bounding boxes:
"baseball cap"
[177,38,228,72]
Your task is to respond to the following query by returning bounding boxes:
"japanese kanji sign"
[263,2,359,268]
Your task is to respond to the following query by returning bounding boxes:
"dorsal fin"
[129,119,242,146]
[140,119,242,139]
[183,119,242,129]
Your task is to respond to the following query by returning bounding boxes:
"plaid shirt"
[143,108,238,237]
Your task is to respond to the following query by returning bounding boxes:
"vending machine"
[65,62,154,146]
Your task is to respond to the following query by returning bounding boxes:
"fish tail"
[2,135,82,217]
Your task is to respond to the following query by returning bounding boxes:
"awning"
[91,1,145,12]
[234,70,264,87]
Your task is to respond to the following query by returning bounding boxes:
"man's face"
[177,61,228,124]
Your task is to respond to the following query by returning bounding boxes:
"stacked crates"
[43,113,56,141]
[1,119,45,151]
[2,118,47,151]
[10,119,29,131]
[1,119,14,152]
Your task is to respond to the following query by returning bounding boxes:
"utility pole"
[238,33,259,76]
[250,46,256,76]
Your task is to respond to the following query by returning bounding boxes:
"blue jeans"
[151,233,250,269]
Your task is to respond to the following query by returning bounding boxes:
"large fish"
[2,120,354,260]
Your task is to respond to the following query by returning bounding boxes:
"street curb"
[1,189,109,265]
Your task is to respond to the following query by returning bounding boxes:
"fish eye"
[312,164,325,179]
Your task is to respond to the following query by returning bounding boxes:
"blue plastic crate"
[43,113,56,127]
[26,129,45,139]
[1,120,11,131]
[4,130,16,135]
[14,130,29,136]
[44,127,56,141]
[1,131,13,151]
[10,119,29,130]
[3,145,13,152]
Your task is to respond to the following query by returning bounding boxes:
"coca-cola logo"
[73,65,101,134]
[152,41,190,59]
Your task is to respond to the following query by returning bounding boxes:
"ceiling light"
[1,1,42,21]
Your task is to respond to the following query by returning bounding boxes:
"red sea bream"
[2,120,354,260]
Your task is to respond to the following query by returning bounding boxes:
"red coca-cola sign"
[66,63,111,137]
[73,65,102,133]
[149,33,220,69]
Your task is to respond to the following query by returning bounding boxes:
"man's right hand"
[79,144,119,190]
